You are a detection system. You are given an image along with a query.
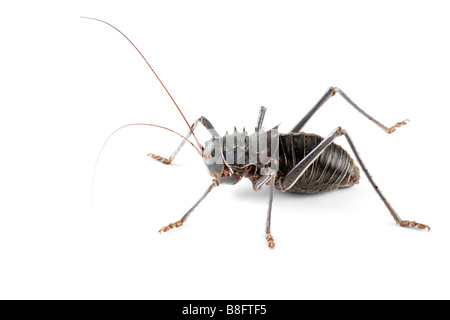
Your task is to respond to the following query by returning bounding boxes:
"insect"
[84,17,430,249]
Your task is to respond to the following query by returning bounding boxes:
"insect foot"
[266,232,275,249]
[147,153,172,164]
[398,220,431,231]
[386,119,409,134]
[159,220,184,233]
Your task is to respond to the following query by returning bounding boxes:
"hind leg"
[255,106,267,132]
[290,87,409,134]
[279,127,430,231]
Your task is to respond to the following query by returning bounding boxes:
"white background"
[1,1,449,300]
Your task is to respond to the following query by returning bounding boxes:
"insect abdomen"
[277,133,360,194]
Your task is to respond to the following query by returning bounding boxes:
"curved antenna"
[91,123,202,203]
[81,16,203,149]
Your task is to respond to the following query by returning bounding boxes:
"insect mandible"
[84,17,430,249]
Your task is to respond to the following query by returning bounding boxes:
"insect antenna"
[81,16,203,150]
[91,123,202,203]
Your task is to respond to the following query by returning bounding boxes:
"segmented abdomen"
[277,133,360,194]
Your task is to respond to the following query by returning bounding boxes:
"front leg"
[159,180,218,233]
[159,174,242,233]
[149,116,220,164]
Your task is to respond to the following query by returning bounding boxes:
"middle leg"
[265,170,277,249]
[255,106,267,132]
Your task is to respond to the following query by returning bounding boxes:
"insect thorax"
[203,127,279,175]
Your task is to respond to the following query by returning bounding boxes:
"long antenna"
[81,16,203,149]
[91,123,202,203]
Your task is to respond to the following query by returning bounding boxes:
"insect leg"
[280,127,345,191]
[159,180,218,233]
[265,171,277,249]
[159,174,243,233]
[255,106,267,132]
[290,87,409,134]
[279,127,430,231]
[342,130,430,231]
[148,116,220,164]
